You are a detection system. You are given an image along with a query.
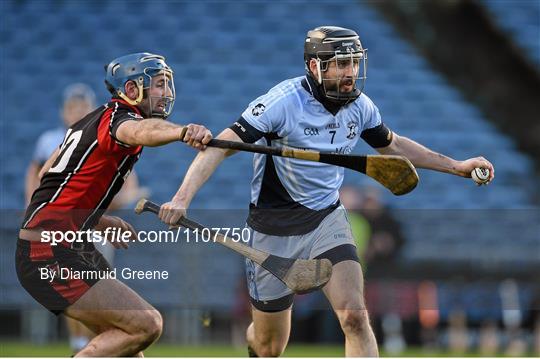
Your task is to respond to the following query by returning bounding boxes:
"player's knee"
[144,310,163,342]
[340,310,371,336]
[136,310,163,348]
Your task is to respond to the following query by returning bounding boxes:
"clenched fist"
[159,199,187,227]
[181,124,212,150]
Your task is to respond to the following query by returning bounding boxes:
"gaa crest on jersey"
[346,120,358,139]
[252,103,266,116]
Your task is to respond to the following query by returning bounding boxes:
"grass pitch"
[1,340,520,357]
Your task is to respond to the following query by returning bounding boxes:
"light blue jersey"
[242,76,381,208]
[232,76,384,235]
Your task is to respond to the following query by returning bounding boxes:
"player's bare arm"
[115,119,212,149]
[159,128,240,225]
[377,132,495,181]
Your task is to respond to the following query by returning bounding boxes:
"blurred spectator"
[23,83,148,353]
[340,185,408,353]
[447,309,469,354]
[505,327,528,357]
[25,83,95,204]
[418,281,440,350]
[499,279,527,356]
[358,187,404,267]
[340,185,405,267]
[478,319,499,356]
[381,312,406,354]
[338,185,370,261]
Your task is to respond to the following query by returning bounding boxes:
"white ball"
[471,167,490,184]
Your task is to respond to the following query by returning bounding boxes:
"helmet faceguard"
[304,26,368,106]
[141,67,175,119]
[105,53,175,119]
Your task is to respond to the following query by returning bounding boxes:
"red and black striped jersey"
[22,99,143,237]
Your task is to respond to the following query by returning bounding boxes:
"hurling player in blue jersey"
[160,26,494,357]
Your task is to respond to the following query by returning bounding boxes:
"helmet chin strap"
[304,73,343,116]
[117,78,144,106]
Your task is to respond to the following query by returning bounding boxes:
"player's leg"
[246,305,292,357]
[65,233,115,354]
[322,259,378,357]
[64,278,162,357]
[309,207,378,356]
[16,239,160,356]
[244,228,301,357]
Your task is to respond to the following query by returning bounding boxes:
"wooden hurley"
[207,139,419,195]
[134,199,332,294]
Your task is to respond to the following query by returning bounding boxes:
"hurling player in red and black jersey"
[17,53,212,357]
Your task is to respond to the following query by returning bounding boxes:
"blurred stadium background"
[1,0,539,356]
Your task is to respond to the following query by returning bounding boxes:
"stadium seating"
[1,0,538,316]
[481,0,540,69]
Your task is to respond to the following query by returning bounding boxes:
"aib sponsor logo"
[304,127,320,136]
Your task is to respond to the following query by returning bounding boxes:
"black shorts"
[15,239,111,315]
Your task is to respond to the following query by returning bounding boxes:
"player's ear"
[309,59,319,76]
[124,81,139,101]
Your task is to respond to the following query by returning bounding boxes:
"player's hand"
[455,156,495,182]
[159,199,187,227]
[99,215,137,249]
[182,124,212,150]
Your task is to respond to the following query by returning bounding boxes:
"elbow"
[388,133,405,153]
[376,133,401,155]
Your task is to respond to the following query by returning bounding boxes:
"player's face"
[322,56,360,94]
[62,98,93,127]
[141,71,174,118]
